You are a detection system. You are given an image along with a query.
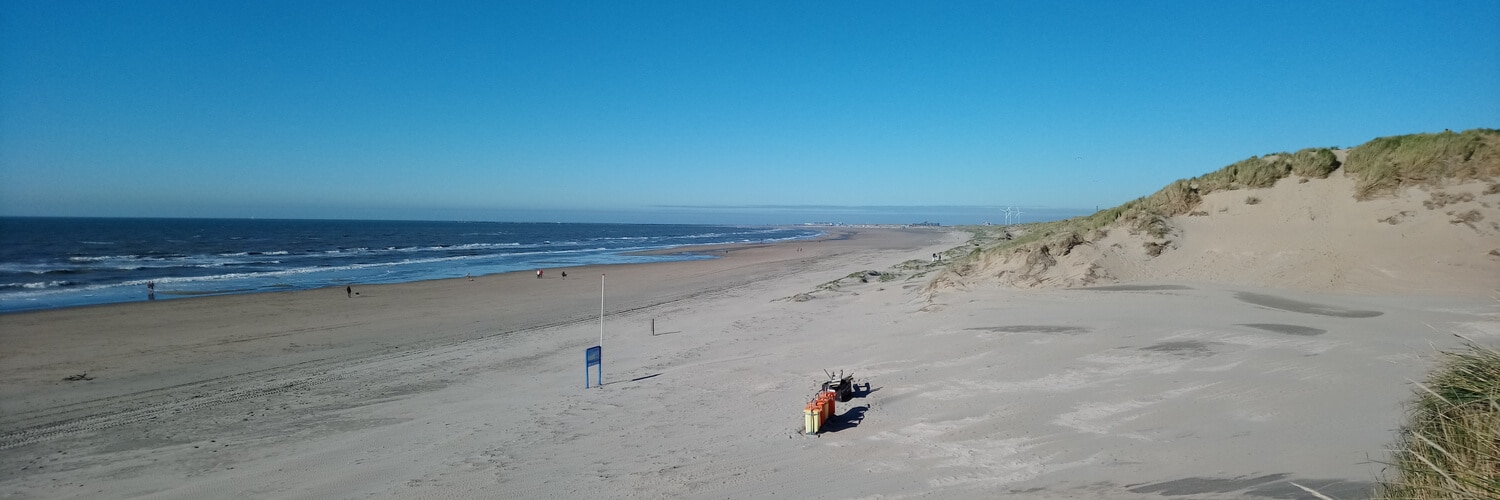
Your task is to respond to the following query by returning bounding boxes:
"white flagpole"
[599,274,605,350]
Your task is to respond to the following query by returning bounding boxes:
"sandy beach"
[1,224,1495,499]
[6,1,1498,497]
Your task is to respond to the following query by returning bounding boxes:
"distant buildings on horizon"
[799,221,943,228]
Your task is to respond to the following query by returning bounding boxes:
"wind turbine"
[1012,208,1025,225]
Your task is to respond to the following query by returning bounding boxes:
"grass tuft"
[1290,147,1340,178]
[1373,339,1500,499]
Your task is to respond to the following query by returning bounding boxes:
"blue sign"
[585,345,602,388]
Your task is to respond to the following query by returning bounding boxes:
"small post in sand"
[586,273,606,389]
[599,273,605,386]
[594,274,600,352]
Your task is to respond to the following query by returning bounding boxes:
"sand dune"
[947,168,1500,297]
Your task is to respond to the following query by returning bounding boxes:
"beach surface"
[1,226,1495,499]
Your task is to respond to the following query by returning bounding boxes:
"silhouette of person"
[346,286,352,298]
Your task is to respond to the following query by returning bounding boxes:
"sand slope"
[953,172,1500,296]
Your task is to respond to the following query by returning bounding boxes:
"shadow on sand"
[821,405,868,432]
[849,384,880,400]
[598,373,662,387]
[820,384,879,432]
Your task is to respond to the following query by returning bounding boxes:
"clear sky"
[2,1,1497,224]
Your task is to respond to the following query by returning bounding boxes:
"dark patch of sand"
[1140,340,1217,357]
[1239,323,1327,336]
[1234,292,1383,318]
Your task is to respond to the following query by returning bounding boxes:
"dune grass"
[1345,129,1500,199]
[1374,340,1500,499]
[954,128,1500,270]
[965,145,1342,258]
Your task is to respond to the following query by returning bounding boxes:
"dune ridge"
[936,129,1500,296]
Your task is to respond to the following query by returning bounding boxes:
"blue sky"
[2,1,1497,224]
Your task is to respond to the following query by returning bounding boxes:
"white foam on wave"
[0,280,72,290]
[0,262,65,275]
[2,226,824,313]
[69,255,140,263]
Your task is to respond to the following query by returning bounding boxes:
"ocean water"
[0,217,821,313]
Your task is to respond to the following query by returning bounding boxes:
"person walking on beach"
[346,285,352,298]
[561,271,567,279]
[537,270,543,279]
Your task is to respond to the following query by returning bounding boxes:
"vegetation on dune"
[793,260,946,300]
[1374,340,1500,499]
[946,128,1500,276]
[1289,147,1342,178]
[961,145,1343,262]
[1346,129,1500,199]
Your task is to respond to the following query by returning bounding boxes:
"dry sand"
[1,222,1496,499]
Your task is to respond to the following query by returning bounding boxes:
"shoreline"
[0,221,832,316]
[623,226,856,257]
[0,226,854,318]
[0,227,963,424]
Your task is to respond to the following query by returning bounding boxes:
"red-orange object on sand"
[804,387,849,434]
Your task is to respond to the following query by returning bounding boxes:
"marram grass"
[1346,129,1500,199]
[953,128,1500,272]
[1374,339,1500,499]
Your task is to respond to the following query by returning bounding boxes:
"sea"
[0,217,822,314]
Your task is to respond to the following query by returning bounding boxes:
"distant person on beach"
[537,270,543,279]
[467,273,472,281]
[346,286,352,298]
[147,281,155,300]
[561,271,567,279]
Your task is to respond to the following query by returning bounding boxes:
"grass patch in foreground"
[1375,339,1500,499]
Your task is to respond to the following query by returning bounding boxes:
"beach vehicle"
[821,370,857,402]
